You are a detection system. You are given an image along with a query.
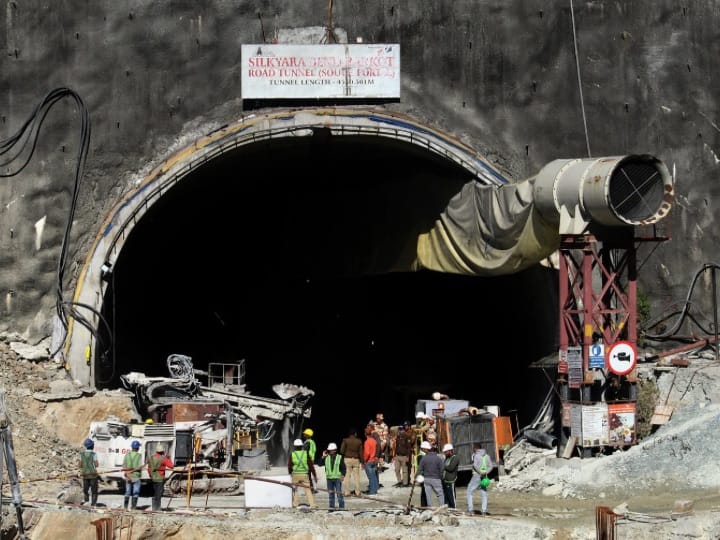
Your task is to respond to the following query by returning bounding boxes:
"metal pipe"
[524,429,558,449]
[533,155,674,230]
[713,264,719,362]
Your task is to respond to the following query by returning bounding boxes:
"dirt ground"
[12,471,720,540]
[2,340,720,539]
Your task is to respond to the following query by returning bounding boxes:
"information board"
[241,44,401,99]
[608,403,636,445]
[567,346,583,388]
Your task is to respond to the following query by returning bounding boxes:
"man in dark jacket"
[441,443,460,508]
[393,422,414,487]
[417,440,444,506]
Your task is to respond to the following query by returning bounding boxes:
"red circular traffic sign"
[606,340,637,375]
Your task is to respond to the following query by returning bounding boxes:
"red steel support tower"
[556,226,667,456]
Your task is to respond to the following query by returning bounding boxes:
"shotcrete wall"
[0,1,717,348]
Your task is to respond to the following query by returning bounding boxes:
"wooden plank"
[561,435,576,459]
[651,404,674,425]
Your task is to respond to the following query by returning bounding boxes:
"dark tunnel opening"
[97,133,560,452]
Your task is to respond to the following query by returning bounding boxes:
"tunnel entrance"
[93,129,559,450]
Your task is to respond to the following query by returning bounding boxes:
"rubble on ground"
[2,336,720,538]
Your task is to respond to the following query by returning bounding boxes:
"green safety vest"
[124,451,142,481]
[80,451,98,478]
[291,450,309,474]
[148,455,166,482]
[415,450,425,469]
[304,439,317,461]
[324,454,343,480]
[474,454,490,475]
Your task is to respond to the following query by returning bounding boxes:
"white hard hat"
[420,440,432,450]
[327,442,337,451]
[416,411,426,419]
[415,474,425,483]
[432,391,442,400]
[442,443,454,452]
[293,439,303,446]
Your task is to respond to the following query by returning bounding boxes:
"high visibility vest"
[414,450,425,470]
[324,454,342,480]
[80,451,98,478]
[148,455,165,482]
[474,454,490,475]
[124,451,142,481]
[291,450,309,474]
[304,439,317,461]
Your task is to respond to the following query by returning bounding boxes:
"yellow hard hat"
[145,418,154,424]
[303,428,314,437]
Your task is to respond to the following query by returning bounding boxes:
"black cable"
[59,301,113,356]
[643,263,720,340]
[0,89,92,358]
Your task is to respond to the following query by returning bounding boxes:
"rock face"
[0,1,716,351]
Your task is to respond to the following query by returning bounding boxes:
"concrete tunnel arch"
[59,107,516,388]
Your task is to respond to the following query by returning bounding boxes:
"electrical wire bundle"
[642,263,720,342]
[0,88,110,360]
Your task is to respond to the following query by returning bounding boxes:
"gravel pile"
[0,339,80,499]
[499,355,720,501]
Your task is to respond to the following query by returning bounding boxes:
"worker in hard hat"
[414,439,427,506]
[122,440,143,510]
[147,443,174,511]
[78,438,99,506]
[321,442,346,509]
[416,440,444,507]
[302,428,318,493]
[301,428,317,461]
[441,443,459,508]
[288,438,317,508]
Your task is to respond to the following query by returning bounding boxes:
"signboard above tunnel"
[241,44,401,99]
